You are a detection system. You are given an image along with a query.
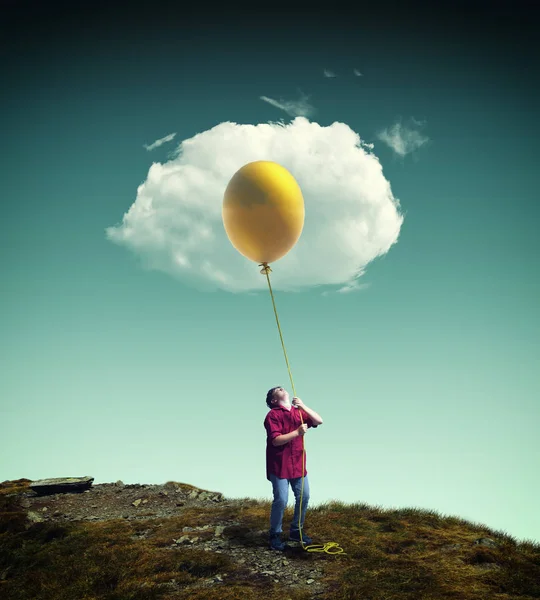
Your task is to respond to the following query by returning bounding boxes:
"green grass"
[1,479,539,600]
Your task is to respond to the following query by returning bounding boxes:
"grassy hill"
[1,478,539,600]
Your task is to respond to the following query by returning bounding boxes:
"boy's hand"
[296,424,308,436]
[292,397,305,409]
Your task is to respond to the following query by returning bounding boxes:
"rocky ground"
[15,480,329,596]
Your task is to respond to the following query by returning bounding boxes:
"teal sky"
[2,2,539,545]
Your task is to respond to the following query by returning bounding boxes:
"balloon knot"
[259,262,272,275]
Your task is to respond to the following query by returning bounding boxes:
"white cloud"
[377,118,429,157]
[107,117,404,294]
[144,132,177,151]
[353,69,363,76]
[323,69,336,78]
[260,91,315,117]
[323,280,371,296]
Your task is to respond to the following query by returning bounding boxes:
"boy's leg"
[289,474,310,535]
[269,473,289,535]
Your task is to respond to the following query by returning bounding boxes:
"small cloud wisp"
[260,91,316,118]
[377,118,429,157]
[144,133,177,151]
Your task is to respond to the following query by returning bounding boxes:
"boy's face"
[272,387,290,406]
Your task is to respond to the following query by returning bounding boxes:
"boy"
[263,386,323,551]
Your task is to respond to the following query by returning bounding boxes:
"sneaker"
[269,533,286,551]
[289,530,313,545]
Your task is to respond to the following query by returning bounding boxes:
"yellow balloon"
[222,161,305,264]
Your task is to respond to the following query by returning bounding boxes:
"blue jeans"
[269,473,310,535]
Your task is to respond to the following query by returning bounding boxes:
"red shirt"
[264,405,319,480]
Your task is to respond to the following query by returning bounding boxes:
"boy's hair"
[266,386,282,408]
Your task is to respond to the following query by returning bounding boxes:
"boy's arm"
[302,405,323,425]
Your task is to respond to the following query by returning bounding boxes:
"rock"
[26,511,45,523]
[29,477,94,496]
[474,537,497,548]
[176,536,192,545]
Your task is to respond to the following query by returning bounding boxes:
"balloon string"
[259,261,346,556]
[259,263,297,400]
